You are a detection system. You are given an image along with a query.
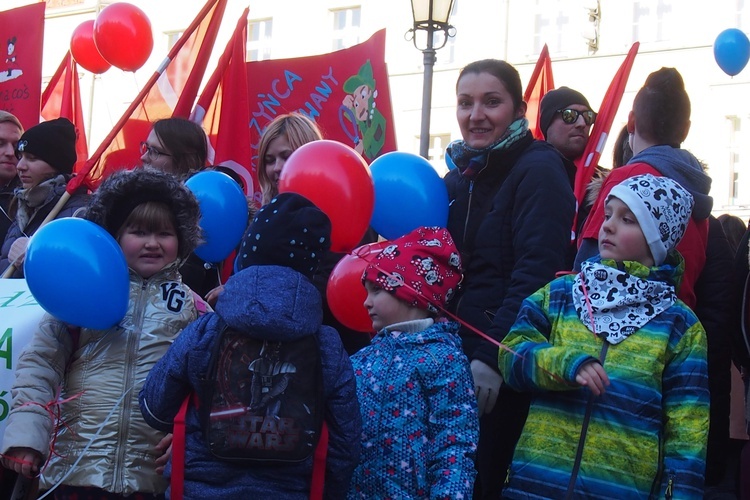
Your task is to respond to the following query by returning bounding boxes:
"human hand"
[342,95,354,110]
[575,360,610,396]
[154,433,173,475]
[8,237,29,267]
[470,359,503,416]
[2,447,42,477]
[204,285,224,307]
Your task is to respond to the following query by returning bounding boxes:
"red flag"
[245,30,397,170]
[41,51,88,174]
[0,3,45,130]
[523,44,554,140]
[68,0,227,194]
[573,42,640,219]
[191,9,253,198]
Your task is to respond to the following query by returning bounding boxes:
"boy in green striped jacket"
[499,174,709,499]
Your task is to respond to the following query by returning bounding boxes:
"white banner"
[0,279,46,449]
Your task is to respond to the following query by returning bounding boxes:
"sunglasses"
[556,108,597,126]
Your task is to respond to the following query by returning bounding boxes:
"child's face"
[363,281,420,331]
[118,223,179,279]
[599,197,654,267]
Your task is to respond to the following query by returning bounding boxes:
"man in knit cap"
[539,86,597,163]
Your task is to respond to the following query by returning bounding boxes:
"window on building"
[727,115,743,203]
[332,7,361,51]
[632,0,674,43]
[248,18,273,62]
[532,0,576,56]
[435,0,458,65]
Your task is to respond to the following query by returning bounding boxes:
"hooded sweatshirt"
[577,145,713,308]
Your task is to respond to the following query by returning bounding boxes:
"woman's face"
[16,153,56,189]
[141,130,176,173]
[456,72,524,149]
[263,134,293,192]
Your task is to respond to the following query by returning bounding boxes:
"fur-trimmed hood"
[83,168,202,260]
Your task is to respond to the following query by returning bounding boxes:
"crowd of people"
[0,57,748,500]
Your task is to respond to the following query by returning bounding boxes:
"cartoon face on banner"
[0,3,45,129]
[246,30,396,177]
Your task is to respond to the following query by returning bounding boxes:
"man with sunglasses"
[539,87,596,164]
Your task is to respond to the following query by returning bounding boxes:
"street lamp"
[409,0,455,159]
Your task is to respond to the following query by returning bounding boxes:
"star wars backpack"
[200,324,324,463]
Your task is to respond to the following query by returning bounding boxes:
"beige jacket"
[2,264,200,495]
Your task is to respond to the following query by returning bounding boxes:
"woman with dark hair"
[444,59,576,497]
[577,66,735,492]
[140,117,217,296]
[140,117,208,178]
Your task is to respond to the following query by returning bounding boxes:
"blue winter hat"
[236,193,331,278]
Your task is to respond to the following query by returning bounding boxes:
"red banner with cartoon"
[0,3,45,130]
[246,29,396,172]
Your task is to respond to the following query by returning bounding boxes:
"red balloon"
[327,241,389,333]
[70,20,111,74]
[93,3,153,72]
[279,140,374,253]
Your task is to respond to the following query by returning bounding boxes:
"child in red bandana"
[348,226,479,499]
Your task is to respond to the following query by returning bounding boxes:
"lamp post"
[409,0,455,159]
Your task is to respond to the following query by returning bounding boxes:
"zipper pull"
[665,474,674,500]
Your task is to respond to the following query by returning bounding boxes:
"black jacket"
[695,215,736,485]
[444,133,576,370]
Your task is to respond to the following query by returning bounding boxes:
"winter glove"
[470,359,503,416]
[8,236,29,267]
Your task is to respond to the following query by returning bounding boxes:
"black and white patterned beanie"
[236,192,331,278]
[607,173,694,265]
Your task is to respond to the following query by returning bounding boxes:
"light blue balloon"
[25,218,129,329]
[370,151,449,240]
[186,170,249,263]
[714,28,750,76]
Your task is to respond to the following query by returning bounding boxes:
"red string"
[354,247,569,385]
[0,391,85,476]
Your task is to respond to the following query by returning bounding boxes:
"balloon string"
[0,391,85,477]
[352,246,569,385]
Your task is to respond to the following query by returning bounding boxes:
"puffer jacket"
[139,265,361,499]
[0,175,89,277]
[1,263,200,495]
[348,319,479,499]
[444,132,576,369]
[499,255,710,499]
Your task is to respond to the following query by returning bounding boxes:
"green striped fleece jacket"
[499,256,709,499]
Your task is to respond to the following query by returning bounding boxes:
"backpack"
[200,323,324,463]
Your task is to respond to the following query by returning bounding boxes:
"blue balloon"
[25,218,129,329]
[370,152,449,240]
[714,28,750,76]
[186,170,249,263]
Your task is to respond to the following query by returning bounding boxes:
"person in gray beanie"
[0,117,89,277]
[540,86,596,162]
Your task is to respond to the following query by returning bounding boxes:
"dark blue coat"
[444,133,576,369]
[139,265,361,499]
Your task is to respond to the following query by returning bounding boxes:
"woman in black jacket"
[444,59,576,498]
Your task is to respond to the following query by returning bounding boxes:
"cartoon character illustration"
[2,36,22,82]
[341,60,386,160]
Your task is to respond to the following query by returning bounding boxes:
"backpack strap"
[309,421,329,500]
[170,394,191,500]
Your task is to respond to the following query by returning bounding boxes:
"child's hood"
[214,265,323,341]
[377,319,462,349]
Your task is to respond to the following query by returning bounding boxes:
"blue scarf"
[447,118,529,179]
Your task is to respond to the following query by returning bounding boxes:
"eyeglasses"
[139,141,172,160]
[556,108,597,126]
